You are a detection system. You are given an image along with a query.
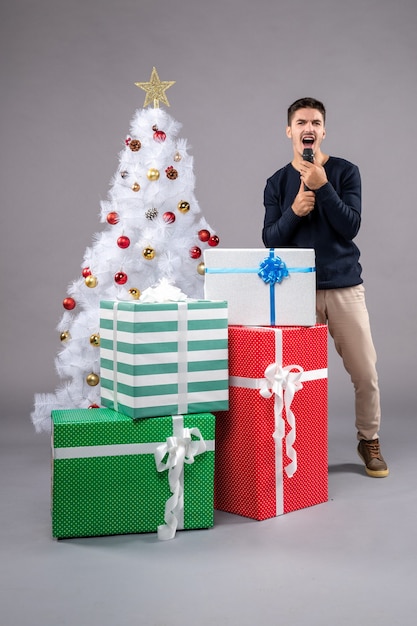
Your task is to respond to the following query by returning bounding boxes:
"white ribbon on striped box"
[110,300,191,414]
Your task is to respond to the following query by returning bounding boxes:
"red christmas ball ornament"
[153,129,166,142]
[198,229,210,242]
[117,235,130,249]
[114,271,128,285]
[163,211,176,224]
[82,267,92,278]
[208,235,220,247]
[189,246,202,259]
[107,212,119,225]
[63,297,76,310]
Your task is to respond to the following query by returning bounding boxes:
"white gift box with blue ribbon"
[204,248,316,326]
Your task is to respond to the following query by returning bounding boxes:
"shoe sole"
[357,450,390,478]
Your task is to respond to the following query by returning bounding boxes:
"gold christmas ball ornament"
[60,330,70,342]
[147,168,160,181]
[131,182,141,192]
[197,262,206,276]
[177,200,190,213]
[129,287,141,300]
[85,275,98,288]
[89,333,100,347]
[143,246,155,260]
[174,152,182,162]
[86,373,100,386]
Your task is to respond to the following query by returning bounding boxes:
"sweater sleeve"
[314,163,361,239]
[262,177,302,247]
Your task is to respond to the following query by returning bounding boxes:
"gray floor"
[2,407,416,626]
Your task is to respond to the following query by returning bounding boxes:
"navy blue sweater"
[262,157,363,289]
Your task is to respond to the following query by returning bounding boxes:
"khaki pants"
[316,285,380,441]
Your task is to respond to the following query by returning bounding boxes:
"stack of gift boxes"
[51,248,328,540]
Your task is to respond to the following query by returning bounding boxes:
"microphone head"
[302,147,314,162]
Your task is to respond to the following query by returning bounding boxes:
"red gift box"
[214,324,328,520]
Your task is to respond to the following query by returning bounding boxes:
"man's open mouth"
[302,136,315,146]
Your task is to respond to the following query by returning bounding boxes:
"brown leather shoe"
[357,439,389,477]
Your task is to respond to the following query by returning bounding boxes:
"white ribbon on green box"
[154,415,207,540]
[229,328,327,516]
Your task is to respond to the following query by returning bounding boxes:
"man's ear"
[286,126,292,139]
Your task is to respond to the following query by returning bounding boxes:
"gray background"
[2,2,417,625]
[1,0,415,422]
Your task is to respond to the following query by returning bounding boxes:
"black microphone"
[303,147,314,163]
[302,147,314,191]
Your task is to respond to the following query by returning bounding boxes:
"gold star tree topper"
[135,67,176,108]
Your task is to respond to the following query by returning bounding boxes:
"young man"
[262,97,389,477]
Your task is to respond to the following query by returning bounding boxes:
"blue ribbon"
[205,249,315,325]
[259,250,289,324]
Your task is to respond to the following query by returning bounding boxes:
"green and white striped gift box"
[100,300,229,419]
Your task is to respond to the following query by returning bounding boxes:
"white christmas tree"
[31,68,220,433]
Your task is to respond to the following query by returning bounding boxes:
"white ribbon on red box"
[229,328,327,516]
[259,363,304,479]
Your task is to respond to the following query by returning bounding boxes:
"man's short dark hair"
[287,98,326,125]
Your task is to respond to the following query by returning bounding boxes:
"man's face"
[286,107,326,157]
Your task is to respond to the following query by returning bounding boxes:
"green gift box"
[51,409,215,540]
[100,300,229,419]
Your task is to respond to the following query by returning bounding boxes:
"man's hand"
[292,179,316,217]
[300,160,328,191]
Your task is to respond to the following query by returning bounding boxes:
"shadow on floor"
[328,462,364,475]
